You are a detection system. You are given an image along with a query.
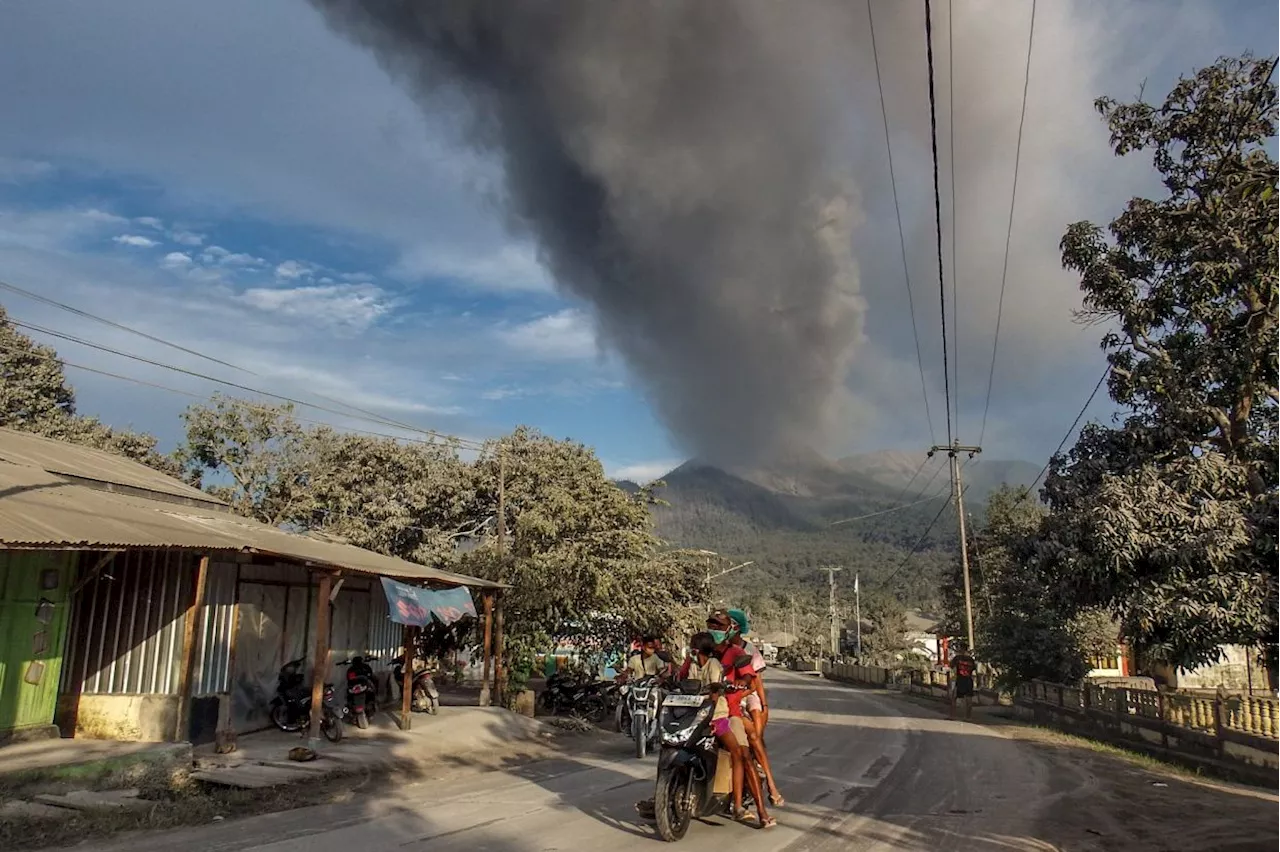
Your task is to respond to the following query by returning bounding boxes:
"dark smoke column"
[311,0,866,465]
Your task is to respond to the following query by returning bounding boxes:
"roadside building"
[0,427,503,745]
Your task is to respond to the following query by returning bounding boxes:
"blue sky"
[0,0,1274,483]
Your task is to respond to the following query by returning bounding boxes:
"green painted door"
[0,551,73,739]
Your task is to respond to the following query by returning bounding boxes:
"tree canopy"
[0,304,180,475]
[1042,54,1278,675]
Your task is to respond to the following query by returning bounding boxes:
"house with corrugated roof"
[0,428,504,746]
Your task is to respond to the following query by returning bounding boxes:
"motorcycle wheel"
[633,713,647,760]
[270,701,303,732]
[355,709,370,730]
[321,708,344,743]
[654,765,692,842]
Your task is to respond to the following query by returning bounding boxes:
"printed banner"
[380,577,478,627]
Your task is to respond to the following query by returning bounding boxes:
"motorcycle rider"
[710,620,775,828]
[709,610,785,808]
[624,635,670,681]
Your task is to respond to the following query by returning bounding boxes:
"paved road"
[80,672,1276,852]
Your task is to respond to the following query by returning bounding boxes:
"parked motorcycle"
[390,653,440,715]
[336,656,380,729]
[268,658,344,742]
[626,675,663,759]
[540,671,609,723]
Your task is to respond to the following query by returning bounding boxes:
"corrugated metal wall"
[366,587,402,671]
[61,550,196,696]
[191,562,237,696]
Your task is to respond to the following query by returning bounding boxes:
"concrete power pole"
[825,566,843,657]
[930,440,981,652]
[854,572,862,660]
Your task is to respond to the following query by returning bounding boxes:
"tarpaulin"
[380,577,478,627]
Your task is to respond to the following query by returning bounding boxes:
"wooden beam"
[399,625,415,731]
[494,591,506,705]
[176,553,211,742]
[479,591,495,707]
[308,572,334,743]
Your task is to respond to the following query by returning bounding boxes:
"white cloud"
[608,460,681,484]
[112,234,159,248]
[237,282,390,331]
[199,245,263,266]
[392,243,554,293]
[135,216,163,229]
[160,251,192,270]
[171,230,204,246]
[498,309,597,361]
[275,259,311,280]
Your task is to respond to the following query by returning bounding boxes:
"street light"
[706,560,755,585]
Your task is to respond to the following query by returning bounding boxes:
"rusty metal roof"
[0,427,222,507]
[0,446,503,590]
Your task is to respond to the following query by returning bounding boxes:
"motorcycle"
[337,656,380,729]
[268,658,344,743]
[650,680,744,842]
[540,671,609,723]
[390,653,440,715]
[626,675,663,759]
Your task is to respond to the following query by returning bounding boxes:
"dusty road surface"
[74,672,1277,852]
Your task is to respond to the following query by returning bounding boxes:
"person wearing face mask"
[708,610,784,809]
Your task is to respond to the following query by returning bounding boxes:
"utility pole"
[824,566,843,657]
[496,451,507,555]
[854,572,862,660]
[929,439,981,652]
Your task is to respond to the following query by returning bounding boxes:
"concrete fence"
[819,662,1278,783]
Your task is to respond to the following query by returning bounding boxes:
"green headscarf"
[727,608,750,635]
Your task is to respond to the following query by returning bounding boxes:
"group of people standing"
[626,608,783,829]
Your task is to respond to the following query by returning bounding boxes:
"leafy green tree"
[178,394,313,524]
[1044,54,1278,679]
[0,304,179,475]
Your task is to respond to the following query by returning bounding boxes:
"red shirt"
[719,646,751,717]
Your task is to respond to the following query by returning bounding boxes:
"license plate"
[663,693,703,707]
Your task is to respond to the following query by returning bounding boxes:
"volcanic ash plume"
[310,0,867,464]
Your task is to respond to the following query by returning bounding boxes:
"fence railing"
[818,660,1278,779]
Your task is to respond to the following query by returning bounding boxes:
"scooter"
[650,680,745,842]
[336,656,379,729]
[268,658,344,742]
[390,653,440,714]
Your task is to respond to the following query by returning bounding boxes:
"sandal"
[770,793,786,807]
[736,810,758,824]
[761,816,778,829]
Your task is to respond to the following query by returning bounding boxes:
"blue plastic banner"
[380,577,478,627]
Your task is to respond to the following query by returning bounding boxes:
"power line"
[947,0,960,440]
[0,341,477,449]
[828,490,948,527]
[0,278,251,374]
[978,0,1038,447]
[1019,361,1111,504]
[867,0,937,445]
[924,0,955,446]
[0,323,487,450]
[0,283,460,444]
[881,483,969,589]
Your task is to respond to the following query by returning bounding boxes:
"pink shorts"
[744,693,763,714]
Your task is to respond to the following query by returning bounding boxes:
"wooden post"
[399,625,416,731]
[308,572,334,744]
[176,554,211,742]
[494,591,506,705]
[479,591,495,707]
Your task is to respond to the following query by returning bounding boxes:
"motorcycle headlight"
[661,705,712,745]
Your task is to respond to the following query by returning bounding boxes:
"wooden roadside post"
[308,572,334,744]
[494,592,506,705]
[399,624,416,731]
[479,591,495,707]
[175,554,211,742]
